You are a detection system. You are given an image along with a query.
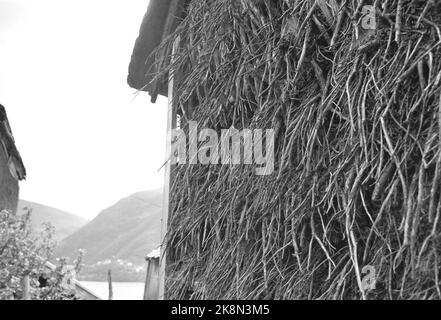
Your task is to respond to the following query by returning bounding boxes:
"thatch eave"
[127,0,188,103]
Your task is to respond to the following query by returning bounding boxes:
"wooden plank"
[158,35,180,300]
[72,280,102,300]
[143,260,151,300]
[143,258,160,300]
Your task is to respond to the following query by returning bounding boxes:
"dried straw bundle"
[152,0,441,299]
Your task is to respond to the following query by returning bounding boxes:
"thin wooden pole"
[107,269,113,300]
[158,35,180,300]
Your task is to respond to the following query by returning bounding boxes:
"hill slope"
[18,200,88,241]
[55,189,162,265]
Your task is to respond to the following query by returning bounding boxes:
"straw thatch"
[128,0,189,102]
[149,0,441,299]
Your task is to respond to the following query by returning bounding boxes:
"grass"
[149,0,441,299]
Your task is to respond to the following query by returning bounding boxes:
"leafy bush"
[0,210,83,300]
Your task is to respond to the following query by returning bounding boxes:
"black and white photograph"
[1,0,441,308]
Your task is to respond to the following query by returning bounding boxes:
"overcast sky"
[0,0,167,219]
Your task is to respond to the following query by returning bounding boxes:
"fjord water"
[80,281,145,300]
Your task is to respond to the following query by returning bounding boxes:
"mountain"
[18,200,88,241]
[55,189,163,267]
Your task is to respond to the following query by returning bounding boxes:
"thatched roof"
[0,103,25,213]
[0,104,26,181]
[127,0,189,103]
[151,0,441,300]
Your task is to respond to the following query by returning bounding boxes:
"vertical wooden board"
[144,258,160,300]
[158,36,180,300]
[143,260,151,300]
